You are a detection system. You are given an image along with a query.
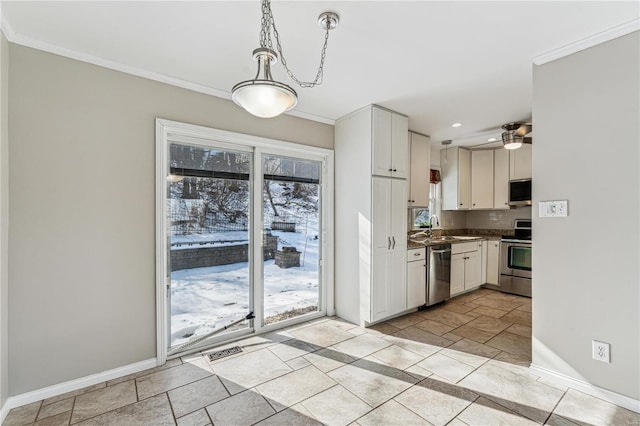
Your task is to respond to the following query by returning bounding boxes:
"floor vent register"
[207,346,243,362]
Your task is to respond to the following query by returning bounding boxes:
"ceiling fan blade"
[515,123,532,137]
[472,141,503,148]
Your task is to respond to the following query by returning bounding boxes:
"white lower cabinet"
[450,253,466,296]
[486,240,500,285]
[372,250,407,322]
[407,248,426,309]
[450,242,483,297]
[480,240,488,284]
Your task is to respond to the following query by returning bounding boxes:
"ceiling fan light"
[504,141,523,150]
[502,131,523,150]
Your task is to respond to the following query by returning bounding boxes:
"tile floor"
[4,289,639,426]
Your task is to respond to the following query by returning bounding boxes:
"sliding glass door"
[167,143,253,350]
[158,121,332,358]
[262,154,322,325]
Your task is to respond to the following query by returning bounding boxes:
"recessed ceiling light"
[451,122,463,128]
[488,137,498,142]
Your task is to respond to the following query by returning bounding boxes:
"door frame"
[155,119,334,365]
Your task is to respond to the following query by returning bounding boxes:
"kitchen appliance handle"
[430,249,451,254]
[388,237,391,250]
[392,236,396,249]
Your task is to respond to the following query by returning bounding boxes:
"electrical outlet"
[592,340,611,363]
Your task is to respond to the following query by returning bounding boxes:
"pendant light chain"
[259,0,332,89]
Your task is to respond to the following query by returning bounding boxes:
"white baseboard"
[1,357,157,421]
[530,363,640,414]
[0,401,10,424]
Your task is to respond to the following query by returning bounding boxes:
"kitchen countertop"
[407,234,501,249]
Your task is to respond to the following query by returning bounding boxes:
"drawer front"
[407,248,426,262]
[452,242,479,254]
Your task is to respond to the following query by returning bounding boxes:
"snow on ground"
[170,227,319,347]
[170,231,249,250]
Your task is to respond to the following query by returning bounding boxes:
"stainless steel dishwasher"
[426,244,452,306]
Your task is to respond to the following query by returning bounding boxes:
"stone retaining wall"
[170,234,279,271]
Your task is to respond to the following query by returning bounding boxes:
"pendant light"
[232,48,297,118]
[231,0,339,118]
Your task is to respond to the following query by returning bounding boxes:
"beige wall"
[0,31,9,410]
[531,32,639,399]
[8,44,333,395]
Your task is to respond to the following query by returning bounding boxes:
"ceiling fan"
[501,122,532,150]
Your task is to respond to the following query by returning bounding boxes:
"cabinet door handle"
[414,252,421,256]
[392,236,396,249]
[388,168,393,172]
[388,237,391,250]
[393,169,398,172]
[459,203,463,206]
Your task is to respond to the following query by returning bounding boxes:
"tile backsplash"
[465,206,532,229]
[440,210,467,229]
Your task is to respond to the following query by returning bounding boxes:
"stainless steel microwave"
[509,179,532,206]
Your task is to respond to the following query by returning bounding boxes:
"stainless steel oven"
[498,219,532,297]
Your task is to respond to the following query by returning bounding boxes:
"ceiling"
[3,1,638,148]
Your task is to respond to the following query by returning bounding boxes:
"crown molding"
[0,14,335,126]
[533,18,640,66]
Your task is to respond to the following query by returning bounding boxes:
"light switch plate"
[539,200,568,217]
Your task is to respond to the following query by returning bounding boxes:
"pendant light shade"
[232,49,297,118]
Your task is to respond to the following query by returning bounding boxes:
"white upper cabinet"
[441,147,471,210]
[408,132,431,207]
[391,114,410,178]
[471,150,494,209]
[494,148,510,209]
[372,107,409,178]
[509,144,532,180]
[459,149,471,209]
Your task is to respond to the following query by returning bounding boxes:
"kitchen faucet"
[428,215,439,238]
